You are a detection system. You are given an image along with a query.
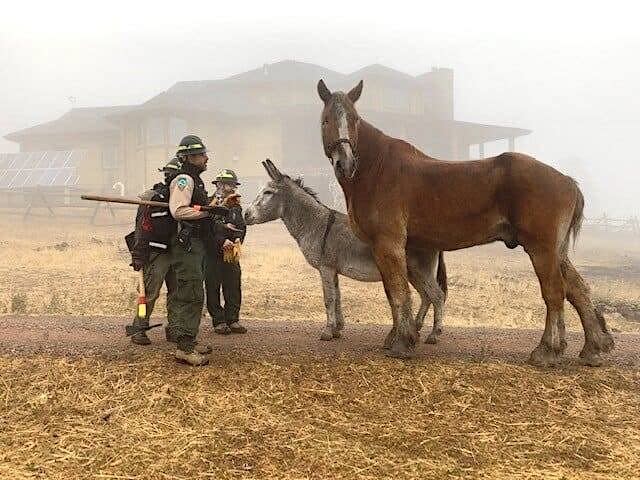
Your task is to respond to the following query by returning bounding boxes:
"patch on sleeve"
[176,177,188,190]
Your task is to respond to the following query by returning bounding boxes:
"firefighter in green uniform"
[168,135,236,366]
[125,159,180,345]
[205,169,247,334]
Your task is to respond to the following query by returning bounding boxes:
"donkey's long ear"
[317,79,332,104]
[263,158,283,181]
[347,80,363,103]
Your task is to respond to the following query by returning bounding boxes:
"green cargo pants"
[171,235,206,350]
[204,251,242,326]
[130,252,176,332]
[140,252,176,327]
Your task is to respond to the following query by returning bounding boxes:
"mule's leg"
[527,249,567,367]
[372,237,417,358]
[319,268,338,341]
[333,274,344,338]
[382,282,398,350]
[424,251,445,345]
[407,250,445,344]
[407,254,430,333]
[561,258,614,366]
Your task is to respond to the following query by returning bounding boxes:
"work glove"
[223,239,242,263]
[221,193,241,207]
[130,249,148,271]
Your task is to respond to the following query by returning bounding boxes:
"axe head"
[125,323,162,337]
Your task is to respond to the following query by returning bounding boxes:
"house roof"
[108,60,447,119]
[5,61,531,145]
[4,106,132,141]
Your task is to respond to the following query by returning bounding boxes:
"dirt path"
[1,315,638,366]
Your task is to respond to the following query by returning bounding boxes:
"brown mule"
[316,79,614,366]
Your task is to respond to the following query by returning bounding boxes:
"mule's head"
[317,79,363,180]
[244,160,288,225]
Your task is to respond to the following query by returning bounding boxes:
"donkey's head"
[244,160,286,225]
[317,79,363,181]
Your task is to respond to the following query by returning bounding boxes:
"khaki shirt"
[169,174,209,221]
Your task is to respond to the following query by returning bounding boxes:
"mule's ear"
[347,80,363,103]
[317,79,332,104]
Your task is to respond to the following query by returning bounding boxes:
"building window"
[137,123,145,146]
[102,147,120,169]
[146,117,165,146]
[169,117,188,145]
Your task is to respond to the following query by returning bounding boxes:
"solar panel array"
[0,151,81,189]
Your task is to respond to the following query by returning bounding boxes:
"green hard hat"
[158,157,182,173]
[214,169,240,185]
[176,134,207,157]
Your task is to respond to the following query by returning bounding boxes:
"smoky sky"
[1,0,639,216]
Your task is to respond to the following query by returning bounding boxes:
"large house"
[2,60,530,201]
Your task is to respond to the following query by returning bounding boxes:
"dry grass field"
[1,213,639,479]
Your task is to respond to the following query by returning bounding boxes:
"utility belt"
[176,221,207,252]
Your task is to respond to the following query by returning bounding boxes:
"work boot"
[165,327,177,344]
[229,321,247,334]
[174,348,209,366]
[214,324,232,335]
[194,343,213,354]
[129,318,151,345]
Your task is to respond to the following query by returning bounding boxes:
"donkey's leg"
[333,274,344,338]
[319,268,338,341]
[372,236,417,359]
[527,249,567,367]
[561,258,614,366]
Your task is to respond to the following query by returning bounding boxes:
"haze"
[1,0,638,216]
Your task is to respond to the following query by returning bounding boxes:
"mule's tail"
[437,251,448,300]
[569,180,585,249]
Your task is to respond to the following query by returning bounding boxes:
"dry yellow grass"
[1,217,639,333]
[1,353,639,480]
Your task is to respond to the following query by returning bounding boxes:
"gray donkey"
[244,160,448,346]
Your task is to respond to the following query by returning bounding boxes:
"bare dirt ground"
[1,215,640,479]
[1,315,639,367]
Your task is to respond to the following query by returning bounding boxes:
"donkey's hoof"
[385,337,416,359]
[385,346,415,359]
[424,333,438,344]
[580,352,604,367]
[527,344,562,367]
[320,330,334,341]
[332,330,342,339]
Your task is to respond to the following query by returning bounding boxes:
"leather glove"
[222,193,241,207]
[130,250,147,271]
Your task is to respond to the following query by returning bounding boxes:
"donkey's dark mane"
[284,175,324,206]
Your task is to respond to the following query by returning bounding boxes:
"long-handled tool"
[125,270,162,336]
[80,194,229,216]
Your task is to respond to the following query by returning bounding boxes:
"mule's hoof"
[332,330,341,339]
[599,332,615,353]
[320,330,333,341]
[424,333,438,345]
[527,344,562,367]
[580,352,604,367]
[579,332,615,359]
